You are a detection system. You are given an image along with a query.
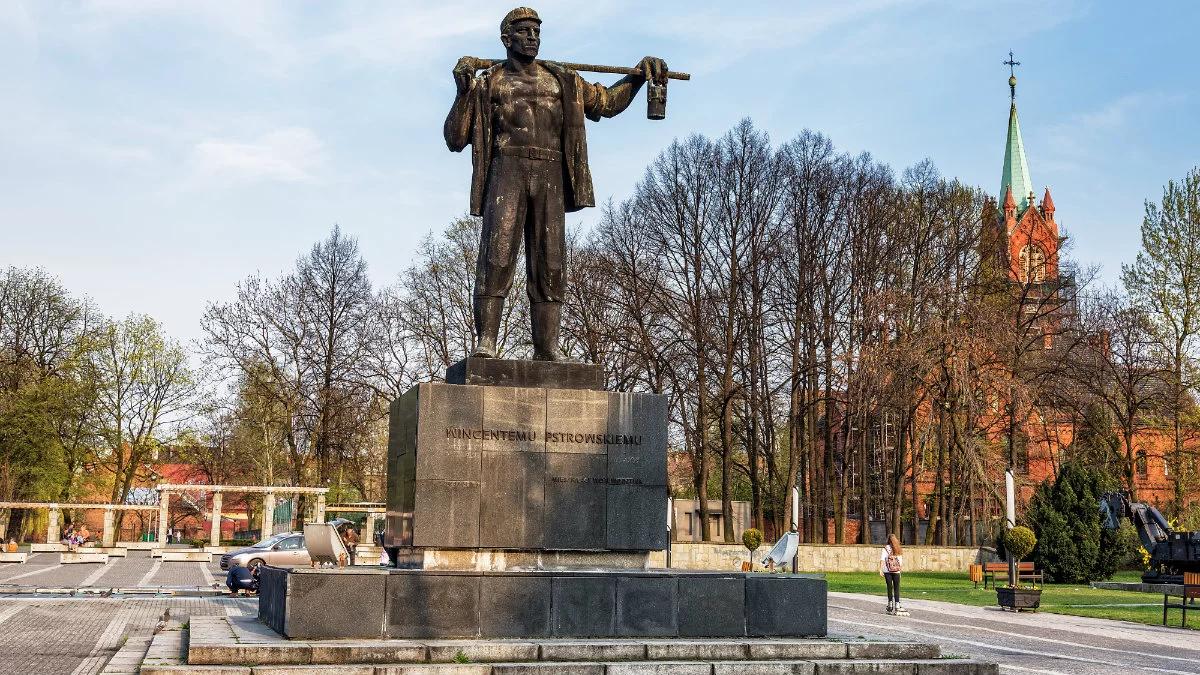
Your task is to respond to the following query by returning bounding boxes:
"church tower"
[997,54,1062,287]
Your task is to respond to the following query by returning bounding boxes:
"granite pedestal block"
[259,567,827,640]
[386,381,667,553]
[447,357,605,390]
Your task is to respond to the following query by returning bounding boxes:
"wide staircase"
[110,614,997,674]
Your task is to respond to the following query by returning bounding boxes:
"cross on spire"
[1004,50,1021,102]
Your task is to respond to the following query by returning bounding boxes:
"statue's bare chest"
[490,67,563,144]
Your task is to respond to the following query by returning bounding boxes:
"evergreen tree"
[1027,462,1130,582]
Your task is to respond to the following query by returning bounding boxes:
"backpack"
[884,546,901,573]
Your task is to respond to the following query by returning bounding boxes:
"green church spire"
[1000,51,1033,214]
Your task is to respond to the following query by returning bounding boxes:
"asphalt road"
[830,590,1200,675]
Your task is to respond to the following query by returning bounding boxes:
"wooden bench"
[1163,571,1200,627]
[982,562,1043,588]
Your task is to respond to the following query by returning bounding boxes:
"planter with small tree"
[997,526,1041,611]
[742,528,763,572]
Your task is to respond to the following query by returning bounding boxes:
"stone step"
[148,618,997,674]
[188,616,942,666]
[138,658,999,674]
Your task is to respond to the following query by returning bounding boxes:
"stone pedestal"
[446,356,604,390]
[384,375,668,559]
[262,359,828,644]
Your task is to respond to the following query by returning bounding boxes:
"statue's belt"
[495,146,563,161]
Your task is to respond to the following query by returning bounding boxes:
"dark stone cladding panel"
[606,392,668,486]
[745,574,828,637]
[544,389,609,454]
[412,480,480,548]
[480,385,546,454]
[479,574,552,638]
[415,383,484,481]
[677,574,745,637]
[551,574,616,637]
[257,565,288,636]
[606,484,669,551]
[447,357,604,390]
[544,453,607,550]
[283,569,388,639]
[385,388,419,545]
[479,451,546,549]
[614,575,678,637]
[386,572,482,638]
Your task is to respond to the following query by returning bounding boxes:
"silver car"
[220,532,310,570]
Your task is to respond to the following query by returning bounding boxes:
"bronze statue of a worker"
[445,7,667,361]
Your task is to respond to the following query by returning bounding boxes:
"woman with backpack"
[879,534,907,615]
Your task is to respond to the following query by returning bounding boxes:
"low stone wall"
[651,543,997,573]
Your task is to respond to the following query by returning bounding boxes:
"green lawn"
[816,570,1199,630]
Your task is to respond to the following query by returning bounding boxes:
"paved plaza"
[0,551,222,593]
[1,554,1198,674]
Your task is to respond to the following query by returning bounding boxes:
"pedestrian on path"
[879,533,906,615]
[344,527,359,566]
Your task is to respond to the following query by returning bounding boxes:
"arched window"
[1018,244,1046,283]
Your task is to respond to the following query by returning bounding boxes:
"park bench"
[981,561,1043,588]
[1163,571,1200,627]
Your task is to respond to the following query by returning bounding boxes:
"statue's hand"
[636,56,668,85]
[453,56,479,94]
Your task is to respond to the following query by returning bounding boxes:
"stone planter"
[997,586,1041,611]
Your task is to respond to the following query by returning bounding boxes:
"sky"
[3,1,1199,344]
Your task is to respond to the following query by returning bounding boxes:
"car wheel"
[248,558,265,569]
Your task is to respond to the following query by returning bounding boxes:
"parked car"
[220,532,309,570]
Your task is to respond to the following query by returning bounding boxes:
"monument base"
[259,565,827,640]
[446,356,605,390]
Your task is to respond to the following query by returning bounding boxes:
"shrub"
[1026,462,1132,583]
[1004,526,1036,561]
[742,528,764,552]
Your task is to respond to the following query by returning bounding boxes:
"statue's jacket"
[445,60,621,217]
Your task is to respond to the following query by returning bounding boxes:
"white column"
[261,492,275,538]
[102,507,116,547]
[47,507,61,543]
[209,492,223,548]
[157,492,171,544]
[365,511,379,543]
[314,494,326,523]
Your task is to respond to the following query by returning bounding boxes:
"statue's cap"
[501,7,541,34]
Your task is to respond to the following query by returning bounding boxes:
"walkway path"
[830,591,1200,675]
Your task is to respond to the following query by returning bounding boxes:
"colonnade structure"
[0,501,160,549]
[1,484,332,549]
[154,484,331,548]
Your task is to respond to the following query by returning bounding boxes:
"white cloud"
[1044,91,1184,165]
[191,127,324,185]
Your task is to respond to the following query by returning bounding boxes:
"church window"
[1136,449,1148,476]
[1018,244,1046,283]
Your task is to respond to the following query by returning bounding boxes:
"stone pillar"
[47,507,61,544]
[157,492,171,544]
[102,507,116,547]
[314,494,326,524]
[209,492,223,548]
[365,511,379,543]
[261,492,275,538]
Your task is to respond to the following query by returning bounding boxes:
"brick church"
[968,64,1184,513]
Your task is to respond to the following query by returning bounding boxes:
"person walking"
[879,534,906,616]
[344,527,359,567]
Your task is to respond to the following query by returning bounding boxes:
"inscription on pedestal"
[387,382,668,553]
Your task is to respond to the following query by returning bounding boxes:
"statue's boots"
[531,301,569,362]
[472,296,502,358]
